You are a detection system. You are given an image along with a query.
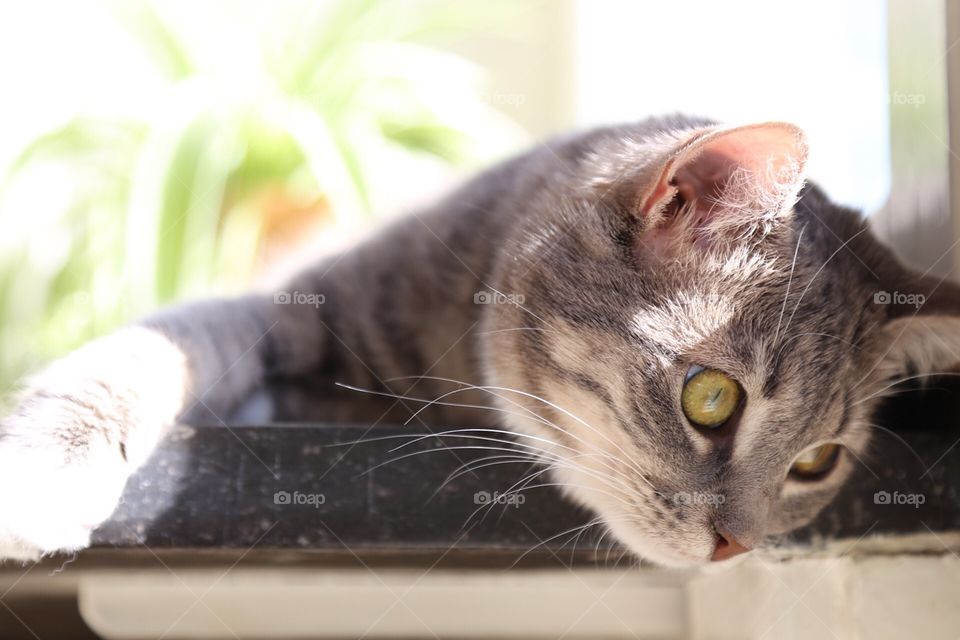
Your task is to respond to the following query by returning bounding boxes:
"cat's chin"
[597,510,760,569]
[543,466,721,568]
[601,519,715,569]
[629,544,713,569]
[626,541,754,569]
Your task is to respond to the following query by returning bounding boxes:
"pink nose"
[711,528,751,562]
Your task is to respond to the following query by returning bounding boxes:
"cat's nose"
[711,527,751,561]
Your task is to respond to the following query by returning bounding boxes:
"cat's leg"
[0,286,327,561]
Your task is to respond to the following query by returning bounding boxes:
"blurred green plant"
[0,0,521,396]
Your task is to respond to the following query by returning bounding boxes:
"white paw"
[0,327,188,562]
[0,428,129,562]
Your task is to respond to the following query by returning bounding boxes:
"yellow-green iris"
[790,443,841,478]
[681,367,742,428]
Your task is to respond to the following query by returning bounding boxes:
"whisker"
[387,375,656,488]
[781,226,868,338]
[508,516,607,568]
[774,225,805,346]
[360,437,635,512]
[335,382,628,465]
[473,466,640,526]
[335,381,499,419]
[774,331,863,364]
[435,456,549,506]
[443,456,548,487]
[568,517,603,565]
[391,428,570,457]
[851,372,960,408]
[508,512,645,569]
[861,422,932,471]
[392,429,637,491]
[594,523,613,561]
[360,445,545,477]
[490,480,638,513]
[342,378,651,487]
[336,382,624,465]
[417,435,633,486]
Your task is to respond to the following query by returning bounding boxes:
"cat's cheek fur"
[487,361,716,568]
[0,328,189,561]
[549,465,712,568]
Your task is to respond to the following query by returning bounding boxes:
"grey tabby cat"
[2,115,958,566]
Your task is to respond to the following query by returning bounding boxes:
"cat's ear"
[631,122,808,245]
[872,270,960,380]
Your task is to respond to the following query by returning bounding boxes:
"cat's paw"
[0,409,131,562]
[0,328,189,562]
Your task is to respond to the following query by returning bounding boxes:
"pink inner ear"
[638,123,808,223]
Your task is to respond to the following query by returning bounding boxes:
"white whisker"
[861,422,928,470]
[851,371,960,408]
[774,225,805,347]
[781,226,868,339]
[341,379,652,488]
[387,375,656,488]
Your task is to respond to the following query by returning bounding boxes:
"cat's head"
[483,117,960,567]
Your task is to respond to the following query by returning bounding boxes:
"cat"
[1,114,958,567]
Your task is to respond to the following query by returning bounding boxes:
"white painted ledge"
[73,553,960,640]
[78,568,689,639]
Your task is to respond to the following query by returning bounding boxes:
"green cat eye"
[681,366,742,429]
[790,443,841,479]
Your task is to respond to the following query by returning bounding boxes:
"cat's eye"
[681,366,742,429]
[790,443,841,479]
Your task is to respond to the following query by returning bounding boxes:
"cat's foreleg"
[0,291,326,561]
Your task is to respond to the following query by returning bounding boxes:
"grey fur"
[2,115,959,565]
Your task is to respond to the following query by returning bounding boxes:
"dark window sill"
[86,377,960,568]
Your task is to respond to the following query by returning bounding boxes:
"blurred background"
[0,0,950,397]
